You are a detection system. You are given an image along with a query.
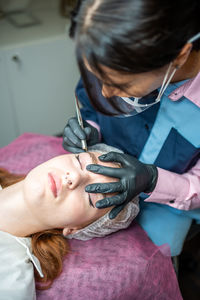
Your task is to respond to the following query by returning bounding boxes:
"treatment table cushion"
[0,133,183,300]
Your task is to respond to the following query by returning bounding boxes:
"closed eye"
[89,194,94,208]
[75,154,94,208]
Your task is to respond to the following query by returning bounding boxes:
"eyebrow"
[88,152,98,164]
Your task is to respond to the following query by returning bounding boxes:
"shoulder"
[169,72,200,108]
[0,231,36,300]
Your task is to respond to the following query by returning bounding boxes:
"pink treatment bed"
[0,133,183,300]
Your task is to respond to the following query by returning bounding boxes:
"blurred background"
[0,0,79,148]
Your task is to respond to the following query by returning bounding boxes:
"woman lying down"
[0,145,139,299]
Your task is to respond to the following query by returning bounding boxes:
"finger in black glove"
[63,117,99,153]
[85,152,158,219]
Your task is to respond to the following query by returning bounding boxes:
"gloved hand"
[63,117,99,153]
[85,151,158,219]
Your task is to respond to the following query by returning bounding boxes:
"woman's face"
[23,152,117,231]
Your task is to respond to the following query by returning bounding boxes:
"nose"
[64,170,89,190]
[102,84,117,98]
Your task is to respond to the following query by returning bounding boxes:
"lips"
[48,172,61,197]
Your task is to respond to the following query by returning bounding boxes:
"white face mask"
[110,62,176,117]
[115,31,200,117]
[122,62,176,106]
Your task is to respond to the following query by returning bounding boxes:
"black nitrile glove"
[85,151,158,219]
[63,117,99,153]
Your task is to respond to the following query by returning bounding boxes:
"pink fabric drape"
[0,133,183,300]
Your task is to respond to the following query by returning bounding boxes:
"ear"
[172,43,193,69]
[62,227,80,236]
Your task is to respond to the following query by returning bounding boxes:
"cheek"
[61,192,87,225]
[23,172,45,206]
[127,74,163,97]
[60,186,110,228]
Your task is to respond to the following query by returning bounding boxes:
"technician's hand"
[85,152,158,219]
[63,117,99,153]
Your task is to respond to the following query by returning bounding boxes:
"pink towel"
[37,222,182,300]
[0,133,66,174]
[0,133,183,300]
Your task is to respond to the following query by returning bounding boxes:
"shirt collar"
[168,71,200,108]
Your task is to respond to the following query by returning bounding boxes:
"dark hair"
[70,0,200,114]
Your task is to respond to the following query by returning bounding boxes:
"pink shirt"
[146,72,200,210]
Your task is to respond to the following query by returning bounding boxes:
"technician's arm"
[86,153,200,218]
[146,159,200,210]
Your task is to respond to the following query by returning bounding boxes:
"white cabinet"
[5,38,78,136]
[0,9,80,148]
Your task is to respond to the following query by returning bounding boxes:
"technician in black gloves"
[63,0,200,257]
[85,152,158,219]
[63,117,99,153]
[63,117,158,219]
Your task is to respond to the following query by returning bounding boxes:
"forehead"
[85,59,134,81]
[41,152,108,166]
[51,152,99,163]
[33,152,119,176]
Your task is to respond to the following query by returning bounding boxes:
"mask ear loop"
[122,63,177,108]
[188,32,200,43]
[122,32,200,110]
[156,63,177,102]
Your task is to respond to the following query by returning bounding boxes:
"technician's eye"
[75,154,82,169]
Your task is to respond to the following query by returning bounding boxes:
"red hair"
[0,168,70,289]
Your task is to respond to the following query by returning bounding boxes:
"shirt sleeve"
[145,159,200,210]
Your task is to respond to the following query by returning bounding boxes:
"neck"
[0,181,44,237]
[173,50,200,82]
